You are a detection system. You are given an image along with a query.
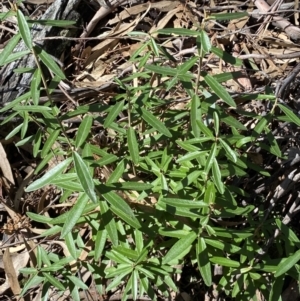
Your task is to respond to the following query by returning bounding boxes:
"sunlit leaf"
[75,115,93,149]
[73,152,97,203]
[203,72,236,107]
[104,100,125,128]
[162,232,197,264]
[60,193,89,238]
[141,108,172,137]
[196,237,212,287]
[26,158,72,191]
[17,10,33,49]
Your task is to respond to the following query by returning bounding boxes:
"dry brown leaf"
[150,6,183,35]
[0,249,29,296]
[0,143,14,185]
[108,1,180,25]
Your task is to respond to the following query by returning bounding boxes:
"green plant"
[1,4,300,301]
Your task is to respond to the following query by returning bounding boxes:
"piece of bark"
[0,0,82,105]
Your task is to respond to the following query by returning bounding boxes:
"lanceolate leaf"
[104,100,125,128]
[219,138,237,163]
[99,201,118,246]
[17,10,33,49]
[162,232,197,264]
[278,104,300,127]
[73,152,97,203]
[103,192,141,229]
[210,257,240,268]
[75,115,93,149]
[33,45,66,80]
[212,158,224,194]
[26,158,72,191]
[200,30,211,54]
[161,198,208,209]
[196,237,212,287]
[274,249,300,277]
[0,33,21,66]
[31,68,42,106]
[127,127,140,164]
[203,72,236,107]
[60,193,89,238]
[41,129,60,158]
[141,108,172,137]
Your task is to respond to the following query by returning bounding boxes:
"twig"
[276,61,300,100]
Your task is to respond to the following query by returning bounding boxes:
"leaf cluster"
[1,7,300,301]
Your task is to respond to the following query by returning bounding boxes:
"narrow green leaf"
[190,94,201,137]
[75,115,93,148]
[20,274,44,297]
[196,237,212,286]
[157,201,201,218]
[162,232,197,264]
[106,264,132,278]
[136,266,154,279]
[211,47,243,66]
[5,123,23,140]
[269,275,284,301]
[145,64,178,77]
[17,10,33,49]
[278,104,300,126]
[141,108,172,137]
[3,50,31,65]
[210,257,240,268]
[106,271,131,292]
[157,28,199,36]
[26,212,52,224]
[102,191,141,228]
[64,231,77,259]
[94,229,107,261]
[60,194,89,238]
[0,92,31,114]
[127,127,140,164]
[178,56,198,74]
[73,152,97,203]
[107,182,152,191]
[104,100,125,128]
[274,249,300,277]
[21,112,29,139]
[176,150,207,163]
[31,19,77,27]
[132,269,138,301]
[13,105,52,112]
[26,158,72,191]
[161,198,208,208]
[205,143,216,173]
[203,72,236,107]
[99,201,118,246]
[209,12,249,20]
[31,68,41,106]
[212,158,224,194]
[196,120,214,138]
[253,115,270,137]
[0,33,21,66]
[107,159,126,184]
[200,30,211,54]
[135,230,144,253]
[204,181,216,204]
[43,272,65,291]
[213,111,219,136]
[110,204,141,229]
[219,138,237,162]
[67,275,89,290]
[41,129,60,158]
[33,45,66,79]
